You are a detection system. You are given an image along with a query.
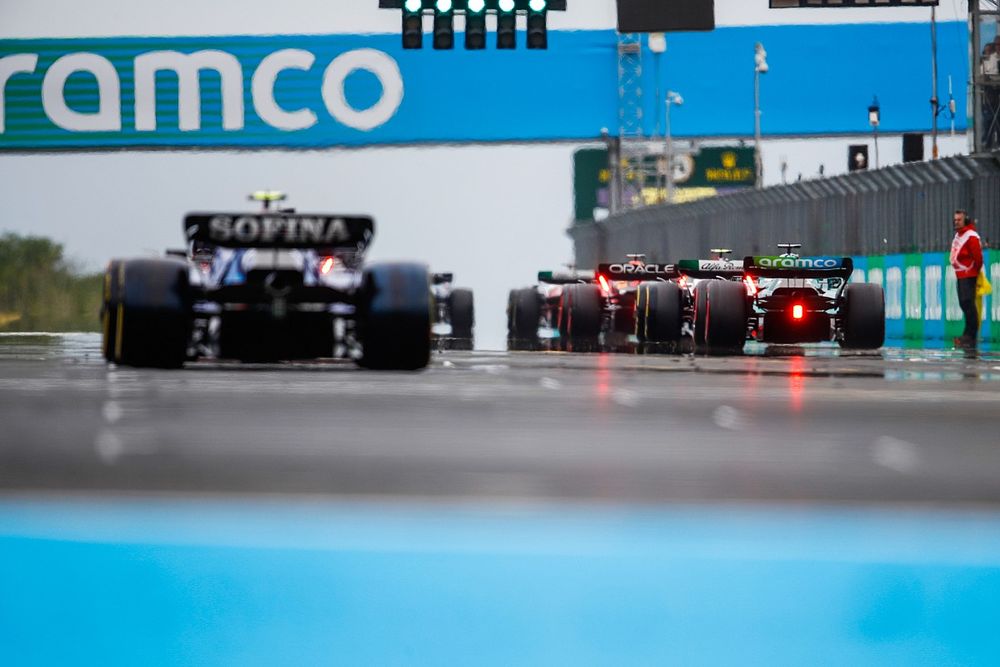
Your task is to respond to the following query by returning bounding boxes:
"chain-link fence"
[570,152,1000,267]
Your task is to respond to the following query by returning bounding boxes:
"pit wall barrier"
[851,250,1000,344]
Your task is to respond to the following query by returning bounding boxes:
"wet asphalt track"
[2,333,1000,505]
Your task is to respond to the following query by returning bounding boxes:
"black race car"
[742,250,885,349]
[101,200,433,370]
[507,268,596,351]
[689,245,885,353]
[629,255,747,352]
[507,255,678,352]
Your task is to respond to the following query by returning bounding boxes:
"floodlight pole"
[753,43,767,189]
[663,91,683,205]
[868,96,881,168]
[754,69,762,188]
[665,96,674,204]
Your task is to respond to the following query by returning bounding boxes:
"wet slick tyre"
[101,259,124,362]
[559,283,602,351]
[704,280,747,354]
[693,282,709,351]
[358,262,432,370]
[508,287,540,350]
[114,258,192,369]
[840,282,885,350]
[449,288,475,341]
[635,284,650,342]
[643,282,683,344]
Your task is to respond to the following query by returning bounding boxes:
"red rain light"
[792,304,804,320]
[598,274,610,294]
[743,275,758,297]
[320,257,335,275]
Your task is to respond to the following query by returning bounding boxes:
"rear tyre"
[559,284,602,351]
[101,260,124,362]
[704,280,747,355]
[634,284,649,342]
[449,288,475,343]
[840,283,885,349]
[508,287,540,351]
[115,258,192,369]
[358,262,432,370]
[693,282,709,350]
[644,282,683,344]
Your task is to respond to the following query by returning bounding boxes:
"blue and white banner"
[0,23,968,150]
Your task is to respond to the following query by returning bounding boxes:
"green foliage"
[0,233,101,332]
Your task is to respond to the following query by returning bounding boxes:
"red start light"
[792,304,804,320]
[320,256,335,275]
[598,274,610,294]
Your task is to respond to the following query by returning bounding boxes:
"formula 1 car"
[101,194,433,370]
[631,250,747,351]
[431,273,475,350]
[509,255,688,352]
[507,268,596,351]
[692,244,885,352]
[743,246,885,349]
[593,257,680,351]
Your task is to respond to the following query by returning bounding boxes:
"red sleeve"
[968,235,984,274]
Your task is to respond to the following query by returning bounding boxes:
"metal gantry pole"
[971,0,982,153]
[617,33,644,211]
[931,5,940,159]
[665,98,674,204]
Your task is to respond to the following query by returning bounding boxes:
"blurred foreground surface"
[2,334,1000,665]
[2,497,999,666]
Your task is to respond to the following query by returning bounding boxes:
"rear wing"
[743,256,854,280]
[597,263,679,281]
[184,213,374,251]
[432,272,454,285]
[676,259,745,280]
[537,270,596,284]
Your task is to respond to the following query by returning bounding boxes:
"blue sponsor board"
[922,252,947,342]
[0,22,968,150]
[854,252,998,345]
[883,254,906,340]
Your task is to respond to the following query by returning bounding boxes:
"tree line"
[0,233,101,332]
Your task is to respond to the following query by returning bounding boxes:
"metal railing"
[569,152,1000,267]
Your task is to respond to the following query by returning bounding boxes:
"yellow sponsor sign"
[705,166,754,183]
